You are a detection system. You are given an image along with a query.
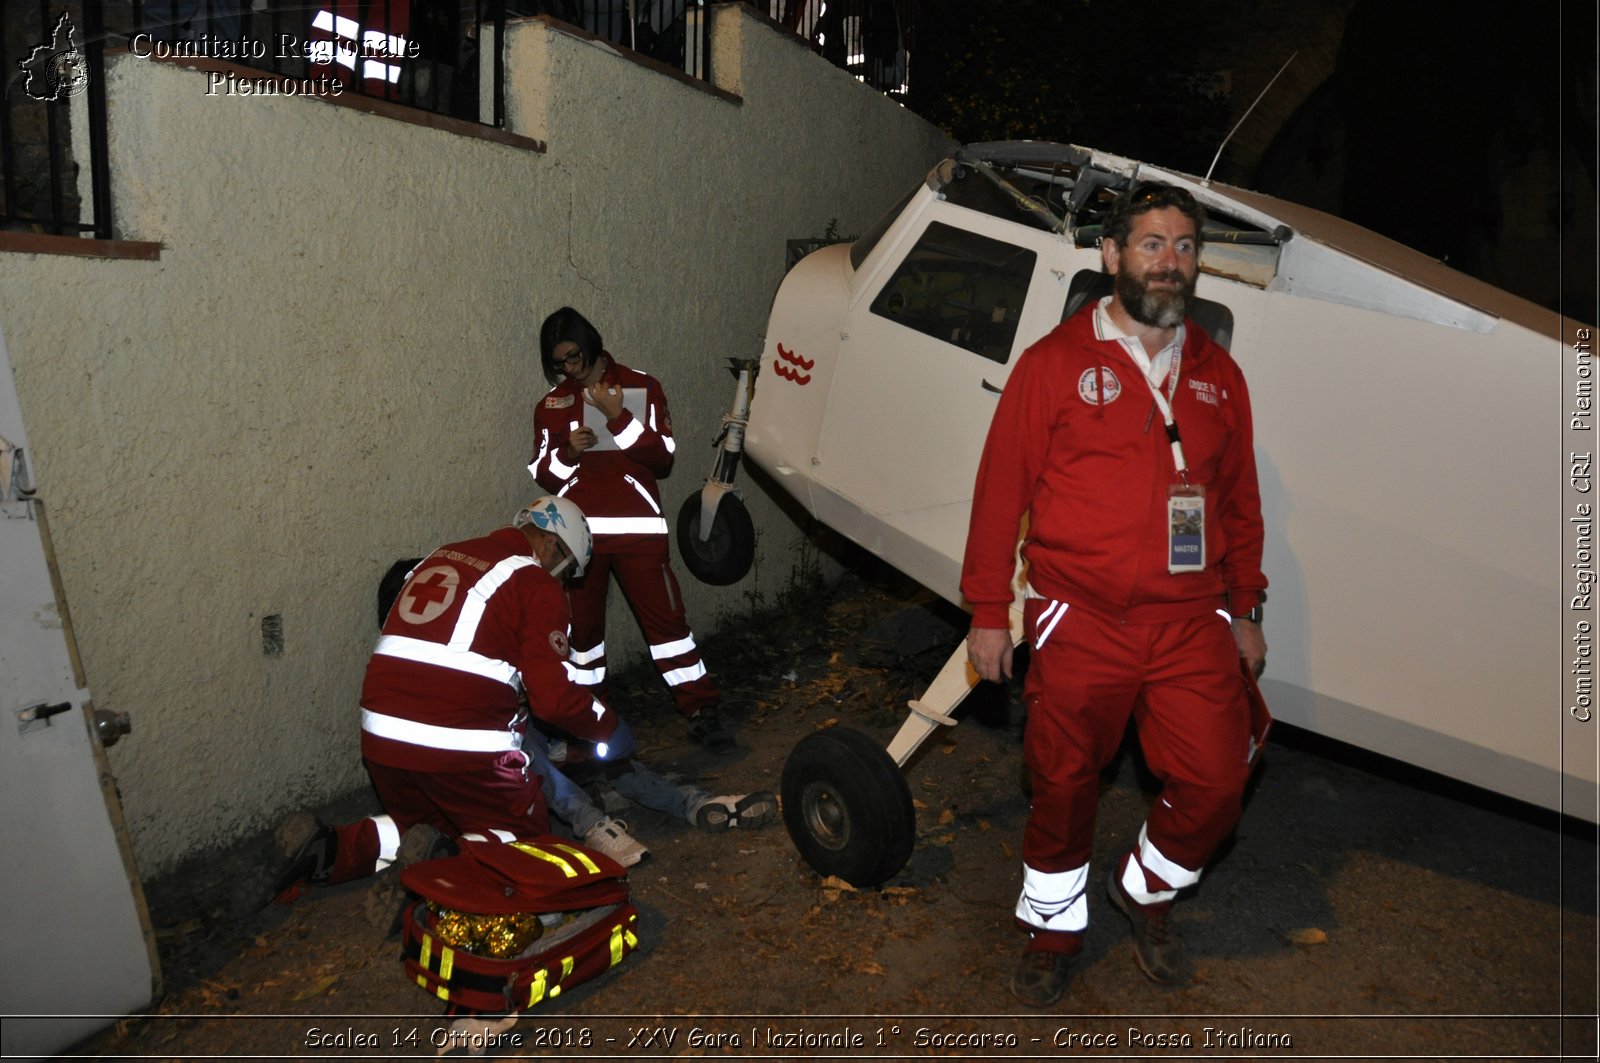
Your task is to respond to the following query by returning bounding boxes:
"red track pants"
[565,544,719,721]
[1016,598,1250,929]
[327,753,546,884]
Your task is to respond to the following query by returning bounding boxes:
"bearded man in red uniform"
[961,183,1269,1006]
[254,497,635,920]
[528,307,732,753]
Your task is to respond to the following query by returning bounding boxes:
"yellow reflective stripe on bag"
[549,842,602,875]
[507,841,579,878]
[525,967,548,1007]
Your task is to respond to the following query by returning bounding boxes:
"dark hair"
[539,306,604,385]
[1103,182,1207,248]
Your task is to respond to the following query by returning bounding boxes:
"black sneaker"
[1107,868,1191,985]
[233,811,336,914]
[1010,944,1077,1007]
[687,707,736,753]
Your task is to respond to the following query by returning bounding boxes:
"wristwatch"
[1234,605,1263,625]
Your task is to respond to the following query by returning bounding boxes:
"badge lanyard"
[1114,332,1206,573]
[1113,334,1186,480]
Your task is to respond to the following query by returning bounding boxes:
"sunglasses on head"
[1124,182,1197,209]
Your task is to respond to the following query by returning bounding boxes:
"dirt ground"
[76,562,1599,1062]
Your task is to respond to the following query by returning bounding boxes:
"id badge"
[1167,484,1205,573]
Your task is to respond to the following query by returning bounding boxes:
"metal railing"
[117,1,714,120]
[4,0,527,238]
[3,1,910,240]
[558,1,711,79]
[125,1,515,122]
[3,1,114,237]
[749,0,915,98]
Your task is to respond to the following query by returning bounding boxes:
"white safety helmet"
[513,496,593,578]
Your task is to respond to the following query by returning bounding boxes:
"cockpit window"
[938,167,1062,232]
[869,221,1037,364]
[1068,187,1283,287]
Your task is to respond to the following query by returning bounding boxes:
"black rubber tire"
[377,557,424,627]
[781,725,916,887]
[675,492,755,586]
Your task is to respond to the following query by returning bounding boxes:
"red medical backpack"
[399,834,639,1014]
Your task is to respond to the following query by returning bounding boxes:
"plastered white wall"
[0,4,953,876]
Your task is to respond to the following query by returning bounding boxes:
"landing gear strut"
[781,605,1025,887]
[676,359,759,586]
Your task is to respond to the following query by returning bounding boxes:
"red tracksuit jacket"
[360,527,620,772]
[961,306,1267,629]
[528,357,675,552]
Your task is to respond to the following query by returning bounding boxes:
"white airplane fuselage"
[742,143,1595,822]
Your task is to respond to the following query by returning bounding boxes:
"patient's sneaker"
[583,817,650,867]
[688,790,778,832]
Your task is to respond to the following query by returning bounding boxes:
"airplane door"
[811,208,1072,601]
[0,325,160,1058]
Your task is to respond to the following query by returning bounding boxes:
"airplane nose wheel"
[676,493,755,586]
[781,725,915,887]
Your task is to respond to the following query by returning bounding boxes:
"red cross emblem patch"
[399,565,459,625]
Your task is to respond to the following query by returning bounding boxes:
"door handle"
[981,379,1002,394]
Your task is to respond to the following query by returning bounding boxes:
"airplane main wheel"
[782,725,915,887]
[675,492,755,586]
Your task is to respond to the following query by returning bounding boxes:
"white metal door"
[0,325,160,1058]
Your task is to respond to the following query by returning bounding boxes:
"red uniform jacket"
[528,357,676,553]
[961,306,1267,629]
[360,528,620,772]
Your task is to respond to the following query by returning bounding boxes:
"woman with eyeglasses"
[527,306,735,754]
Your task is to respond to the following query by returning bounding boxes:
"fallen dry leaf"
[937,809,956,825]
[1286,927,1329,946]
[819,875,858,892]
[291,974,339,1001]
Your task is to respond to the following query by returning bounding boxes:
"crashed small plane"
[676,141,1595,885]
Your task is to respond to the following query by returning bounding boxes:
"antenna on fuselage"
[1203,52,1298,187]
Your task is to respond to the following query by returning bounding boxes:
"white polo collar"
[1093,296,1185,389]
